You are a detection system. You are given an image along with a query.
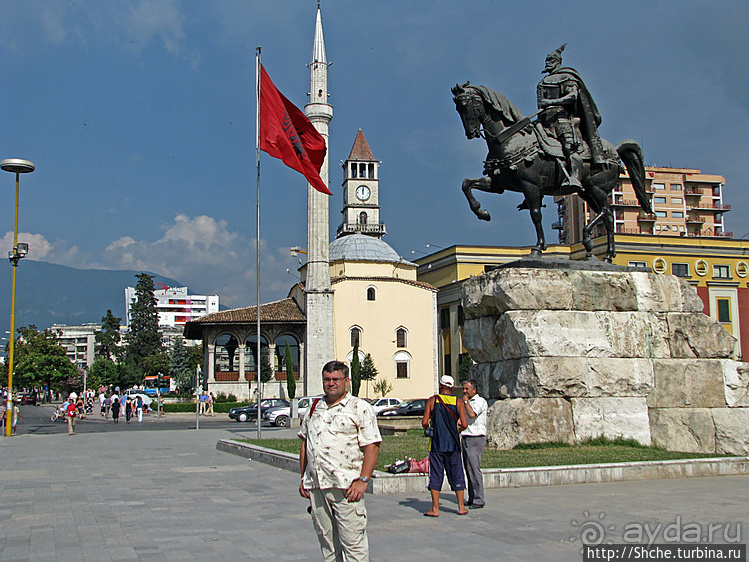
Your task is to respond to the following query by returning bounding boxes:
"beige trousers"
[310,488,369,562]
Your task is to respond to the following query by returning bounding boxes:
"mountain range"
[0,260,183,333]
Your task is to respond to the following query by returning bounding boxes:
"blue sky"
[1,0,748,310]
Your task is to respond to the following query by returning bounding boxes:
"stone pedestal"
[462,261,749,455]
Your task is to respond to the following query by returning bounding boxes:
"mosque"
[184,6,438,401]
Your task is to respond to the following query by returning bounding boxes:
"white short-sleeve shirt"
[299,393,382,490]
[462,395,488,437]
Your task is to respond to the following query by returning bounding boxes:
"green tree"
[95,309,122,360]
[259,354,273,383]
[88,356,118,389]
[360,353,378,398]
[458,353,474,383]
[170,337,193,393]
[351,339,361,397]
[11,325,79,393]
[372,378,393,398]
[284,341,296,400]
[125,273,163,375]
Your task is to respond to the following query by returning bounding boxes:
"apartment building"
[125,286,219,328]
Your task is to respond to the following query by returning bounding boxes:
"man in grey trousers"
[461,379,488,509]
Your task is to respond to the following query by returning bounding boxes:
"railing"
[685,215,706,223]
[686,203,732,211]
[685,187,703,195]
[337,223,387,236]
[637,214,657,222]
[612,198,641,207]
[616,227,643,234]
[551,221,563,230]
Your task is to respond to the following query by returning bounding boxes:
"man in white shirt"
[299,360,382,561]
[461,379,488,509]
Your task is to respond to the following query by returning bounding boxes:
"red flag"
[259,65,331,195]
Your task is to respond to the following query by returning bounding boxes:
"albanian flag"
[259,65,331,195]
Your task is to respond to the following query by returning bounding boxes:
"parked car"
[368,397,403,414]
[378,398,428,417]
[229,398,290,423]
[263,396,321,427]
[18,392,37,405]
[123,389,153,408]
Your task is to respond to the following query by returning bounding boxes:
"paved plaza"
[1,409,747,561]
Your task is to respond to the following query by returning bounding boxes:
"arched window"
[396,327,407,348]
[366,286,376,301]
[393,351,411,379]
[350,326,362,347]
[359,211,368,225]
[214,334,239,372]
[274,334,300,380]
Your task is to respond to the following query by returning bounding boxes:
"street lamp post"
[1,158,34,437]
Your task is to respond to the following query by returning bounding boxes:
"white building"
[125,286,219,328]
[52,323,101,370]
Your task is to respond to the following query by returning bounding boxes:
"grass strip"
[237,431,726,473]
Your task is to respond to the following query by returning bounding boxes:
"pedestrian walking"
[66,393,78,435]
[11,401,21,436]
[207,392,215,416]
[299,360,382,561]
[125,396,133,423]
[112,396,120,424]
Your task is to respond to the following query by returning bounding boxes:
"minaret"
[303,3,334,396]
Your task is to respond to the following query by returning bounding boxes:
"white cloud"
[123,0,186,56]
[1,232,54,260]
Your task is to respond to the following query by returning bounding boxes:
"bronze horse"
[452,82,652,261]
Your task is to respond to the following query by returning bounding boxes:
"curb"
[216,439,749,495]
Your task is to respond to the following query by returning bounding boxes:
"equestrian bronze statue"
[452,46,652,262]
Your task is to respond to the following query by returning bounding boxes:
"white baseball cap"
[439,375,455,388]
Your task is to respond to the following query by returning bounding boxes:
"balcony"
[612,198,641,207]
[686,203,731,212]
[686,215,705,224]
[637,213,657,222]
[551,221,563,230]
[685,186,702,196]
[616,227,643,234]
[337,223,387,237]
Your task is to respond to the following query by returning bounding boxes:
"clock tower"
[337,129,386,239]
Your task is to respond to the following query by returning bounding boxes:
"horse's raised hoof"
[477,209,491,221]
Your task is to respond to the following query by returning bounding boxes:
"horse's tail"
[616,140,652,215]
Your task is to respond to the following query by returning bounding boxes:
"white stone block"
[571,397,651,445]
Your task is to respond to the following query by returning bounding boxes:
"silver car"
[263,396,321,427]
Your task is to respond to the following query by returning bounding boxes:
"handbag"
[387,458,411,474]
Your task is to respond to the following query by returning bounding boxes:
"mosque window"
[396,328,407,348]
[367,286,376,301]
[359,212,368,225]
[350,327,362,347]
[394,351,411,378]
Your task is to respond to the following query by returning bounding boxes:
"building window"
[672,263,689,277]
[366,286,376,301]
[394,351,411,379]
[653,183,666,190]
[359,211,367,225]
[440,308,450,330]
[714,265,731,279]
[396,328,407,348]
[670,183,683,191]
[655,211,667,218]
[629,261,647,268]
[672,211,684,218]
[671,197,683,205]
[717,298,731,324]
[654,196,667,204]
[350,327,362,347]
[443,354,452,376]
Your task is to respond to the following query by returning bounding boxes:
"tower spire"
[304,2,334,397]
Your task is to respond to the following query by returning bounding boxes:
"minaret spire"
[303,2,334,396]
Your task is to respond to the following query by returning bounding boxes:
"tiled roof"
[188,298,305,325]
[347,129,375,160]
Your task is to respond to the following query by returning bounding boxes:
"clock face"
[356,185,371,201]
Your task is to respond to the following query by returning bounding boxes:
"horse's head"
[452,82,485,140]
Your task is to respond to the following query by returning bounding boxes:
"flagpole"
[255,46,263,439]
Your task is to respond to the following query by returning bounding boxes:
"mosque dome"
[329,234,414,265]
